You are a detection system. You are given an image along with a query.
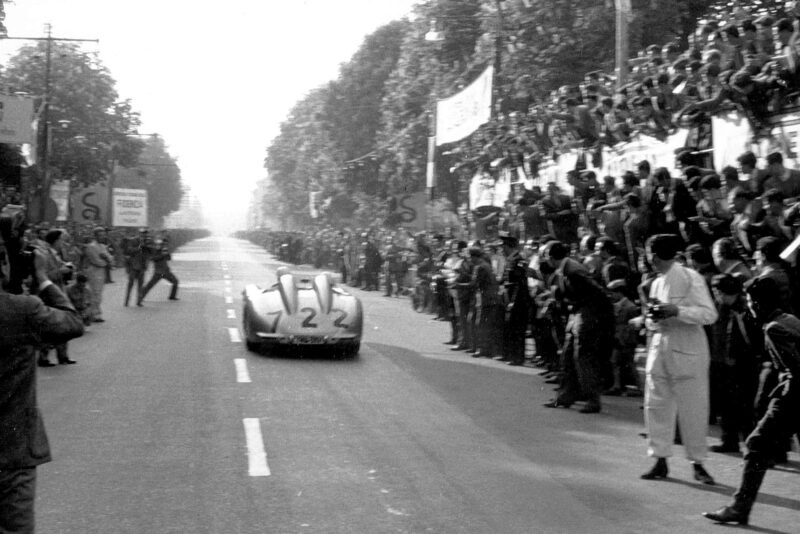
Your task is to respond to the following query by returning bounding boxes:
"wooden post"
[615,0,630,90]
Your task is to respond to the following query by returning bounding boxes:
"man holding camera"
[0,244,85,533]
[641,234,718,485]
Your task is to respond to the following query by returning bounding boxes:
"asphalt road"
[33,236,800,534]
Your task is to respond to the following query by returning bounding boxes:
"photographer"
[640,234,718,486]
[0,240,84,534]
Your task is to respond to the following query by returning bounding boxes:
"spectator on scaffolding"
[541,182,579,245]
[763,152,800,202]
[737,151,770,194]
[548,97,598,146]
[729,186,758,256]
[696,174,733,246]
[631,96,670,140]
[775,18,800,86]
[751,189,794,243]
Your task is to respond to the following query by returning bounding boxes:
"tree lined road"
[33,237,799,534]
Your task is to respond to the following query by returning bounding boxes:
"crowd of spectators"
[449,2,800,180]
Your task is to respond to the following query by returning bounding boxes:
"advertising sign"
[112,188,148,227]
[49,180,71,222]
[390,192,427,231]
[0,95,35,145]
[70,184,109,225]
[436,66,493,145]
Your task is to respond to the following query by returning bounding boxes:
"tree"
[113,136,182,228]
[1,42,144,187]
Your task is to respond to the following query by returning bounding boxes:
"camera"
[646,299,668,321]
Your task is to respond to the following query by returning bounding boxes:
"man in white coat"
[641,234,719,485]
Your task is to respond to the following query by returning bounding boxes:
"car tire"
[342,341,360,359]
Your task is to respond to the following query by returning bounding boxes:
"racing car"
[242,267,363,357]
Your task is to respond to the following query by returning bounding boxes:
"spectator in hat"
[498,233,529,366]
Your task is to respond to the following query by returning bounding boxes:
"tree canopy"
[265,0,745,230]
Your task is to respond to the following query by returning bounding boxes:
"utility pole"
[615,0,631,90]
[2,24,99,221]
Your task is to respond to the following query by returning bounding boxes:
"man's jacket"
[0,284,84,468]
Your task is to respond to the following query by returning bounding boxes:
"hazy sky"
[2,0,419,233]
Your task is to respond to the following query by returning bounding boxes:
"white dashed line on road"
[224,274,231,279]
[227,309,236,319]
[225,296,234,304]
[225,280,232,286]
[243,418,271,476]
[228,327,242,343]
[234,359,251,383]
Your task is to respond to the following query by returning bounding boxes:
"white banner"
[0,95,35,145]
[49,180,71,222]
[436,65,493,146]
[112,188,148,227]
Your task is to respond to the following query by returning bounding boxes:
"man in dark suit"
[0,246,84,533]
[541,240,614,413]
[122,228,151,307]
[138,236,179,304]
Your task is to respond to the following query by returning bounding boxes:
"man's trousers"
[0,467,36,534]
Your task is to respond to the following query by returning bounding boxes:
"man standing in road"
[640,234,718,485]
[0,245,85,534]
[138,236,179,304]
[704,277,800,525]
[122,229,150,307]
[541,240,614,413]
[498,233,529,366]
[83,227,113,322]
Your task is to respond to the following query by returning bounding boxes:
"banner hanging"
[70,183,109,225]
[436,66,493,146]
[0,95,35,145]
[49,180,71,222]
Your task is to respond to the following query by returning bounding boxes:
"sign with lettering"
[70,184,109,225]
[112,188,148,227]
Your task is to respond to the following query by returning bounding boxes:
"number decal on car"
[266,310,282,330]
[300,307,318,328]
[332,308,349,328]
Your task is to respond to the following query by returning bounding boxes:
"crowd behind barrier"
[457,4,800,183]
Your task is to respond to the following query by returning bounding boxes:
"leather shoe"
[579,403,601,414]
[544,376,561,384]
[38,361,56,367]
[450,345,467,351]
[543,399,572,409]
[641,458,668,480]
[693,463,715,485]
[506,360,523,366]
[493,356,509,361]
[702,506,748,525]
[168,297,179,301]
[58,358,77,365]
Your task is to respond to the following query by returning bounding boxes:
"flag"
[436,66,493,145]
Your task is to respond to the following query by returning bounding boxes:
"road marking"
[234,358,251,383]
[243,418,271,476]
[227,309,236,319]
[228,327,242,343]
[224,274,231,280]
[225,296,234,304]
[225,280,232,286]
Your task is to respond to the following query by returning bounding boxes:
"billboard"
[112,188,148,227]
[49,180,71,222]
[70,184,109,225]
